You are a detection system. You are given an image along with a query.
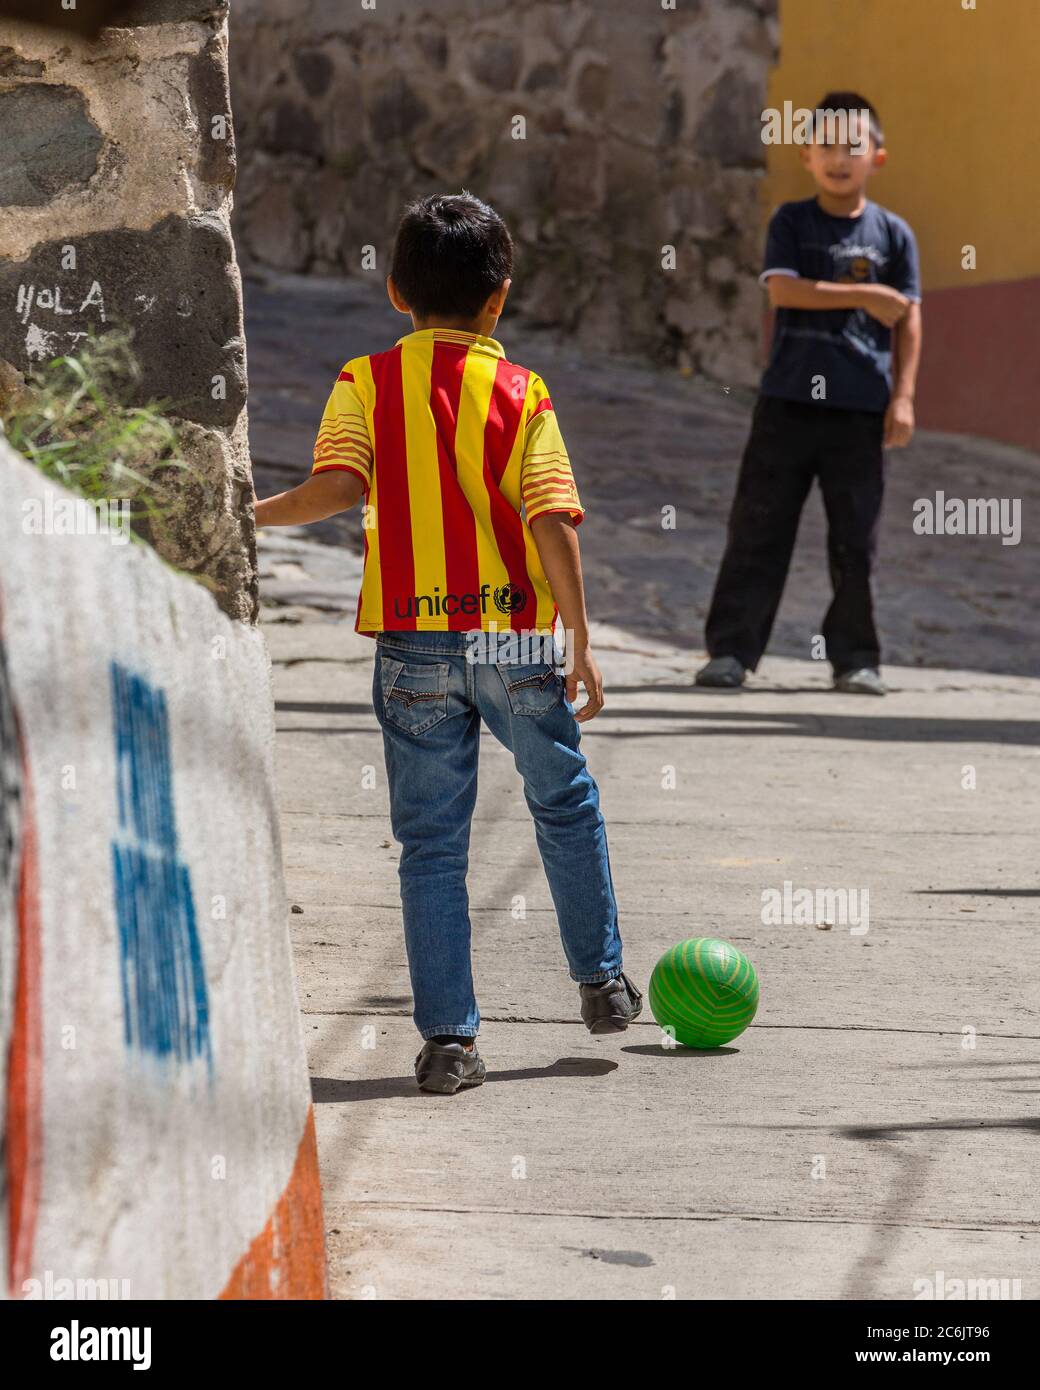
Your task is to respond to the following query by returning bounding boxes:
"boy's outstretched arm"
[886,302,923,448]
[254,469,366,527]
[528,512,603,723]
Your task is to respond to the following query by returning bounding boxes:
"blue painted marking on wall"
[110,662,211,1068]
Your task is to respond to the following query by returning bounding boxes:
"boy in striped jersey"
[256,193,641,1093]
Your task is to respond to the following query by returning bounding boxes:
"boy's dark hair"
[390,192,514,321]
[814,90,884,147]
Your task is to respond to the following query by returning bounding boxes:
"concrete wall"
[0,440,324,1299]
[767,0,1040,449]
[229,0,778,388]
[0,2,258,620]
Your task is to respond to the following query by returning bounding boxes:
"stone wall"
[0,2,257,621]
[229,0,777,387]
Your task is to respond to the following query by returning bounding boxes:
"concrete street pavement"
[262,601,1039,1300]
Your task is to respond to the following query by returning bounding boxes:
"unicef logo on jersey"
[493,583,528,615]
[390,582,531,621]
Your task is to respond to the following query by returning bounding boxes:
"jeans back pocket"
[380,657,451,736]
[496,663,564,717]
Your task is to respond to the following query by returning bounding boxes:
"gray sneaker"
[414,1039,486,1094]
[579,973,644,1034]
[695,655,746,688]
[834,667,886,696]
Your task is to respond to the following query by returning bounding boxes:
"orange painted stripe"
[219,1106,326,1300]
[6,747,43,1295]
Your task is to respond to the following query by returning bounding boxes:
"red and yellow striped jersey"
[311,327,583,634]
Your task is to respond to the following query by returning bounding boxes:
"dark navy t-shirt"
[759,198,921,413]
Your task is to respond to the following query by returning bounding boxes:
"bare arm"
[892,302,922,402]
[885,302,923,448]
[254,469,366,527]
[528,511,603,722]
[767,275,910,327]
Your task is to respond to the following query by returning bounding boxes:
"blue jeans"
[372,630,624,1040]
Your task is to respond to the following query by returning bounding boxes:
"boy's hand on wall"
[566,645,604,723]
[884,395,915,448]
[857,284,911,328]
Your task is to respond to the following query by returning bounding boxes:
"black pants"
[705,395,885,675]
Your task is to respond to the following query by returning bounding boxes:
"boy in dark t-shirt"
[698,92,922,696]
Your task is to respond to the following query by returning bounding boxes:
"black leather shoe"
[414,1039,487,1094]
[579,973,643,1034]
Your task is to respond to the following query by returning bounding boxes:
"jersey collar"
[397,327,505,357]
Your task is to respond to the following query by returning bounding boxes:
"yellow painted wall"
[767,0,1040,290]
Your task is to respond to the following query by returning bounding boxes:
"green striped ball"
[649,938,759,1048]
